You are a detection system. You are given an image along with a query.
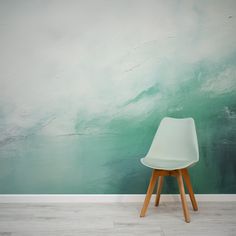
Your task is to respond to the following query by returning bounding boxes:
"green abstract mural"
[0,0,235,193]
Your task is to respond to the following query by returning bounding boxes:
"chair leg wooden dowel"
[177,170,190,223]
[155,176,164,206]
[140,170,158,217]
[182,168,198,211]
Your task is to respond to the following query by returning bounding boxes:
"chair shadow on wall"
[140,117,199,223]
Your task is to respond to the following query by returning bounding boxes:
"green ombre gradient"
[0,1,235,193]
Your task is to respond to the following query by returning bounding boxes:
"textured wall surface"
[0,0,235,194]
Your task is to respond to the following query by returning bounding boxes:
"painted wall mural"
[0,0,235,193]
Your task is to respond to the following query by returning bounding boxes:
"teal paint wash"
[0,0,236,193]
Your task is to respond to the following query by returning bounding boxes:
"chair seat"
[140,157,195,170]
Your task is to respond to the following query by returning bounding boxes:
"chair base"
[140,168,198,223]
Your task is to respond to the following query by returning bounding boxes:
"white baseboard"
[0,194,235,203]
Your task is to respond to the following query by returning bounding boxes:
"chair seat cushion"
[140,157,195,170]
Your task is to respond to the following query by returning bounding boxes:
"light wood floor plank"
[0,202,235,235]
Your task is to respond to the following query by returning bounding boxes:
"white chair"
[140,117,199,223]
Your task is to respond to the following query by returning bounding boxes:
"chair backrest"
[145,117,199,162]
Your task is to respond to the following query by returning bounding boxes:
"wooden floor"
[0,202,235,236]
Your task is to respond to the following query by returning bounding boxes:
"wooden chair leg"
[182,168,198,211]
[140,169,158,217]
[176,170,190,223]
[155,176,164,206]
